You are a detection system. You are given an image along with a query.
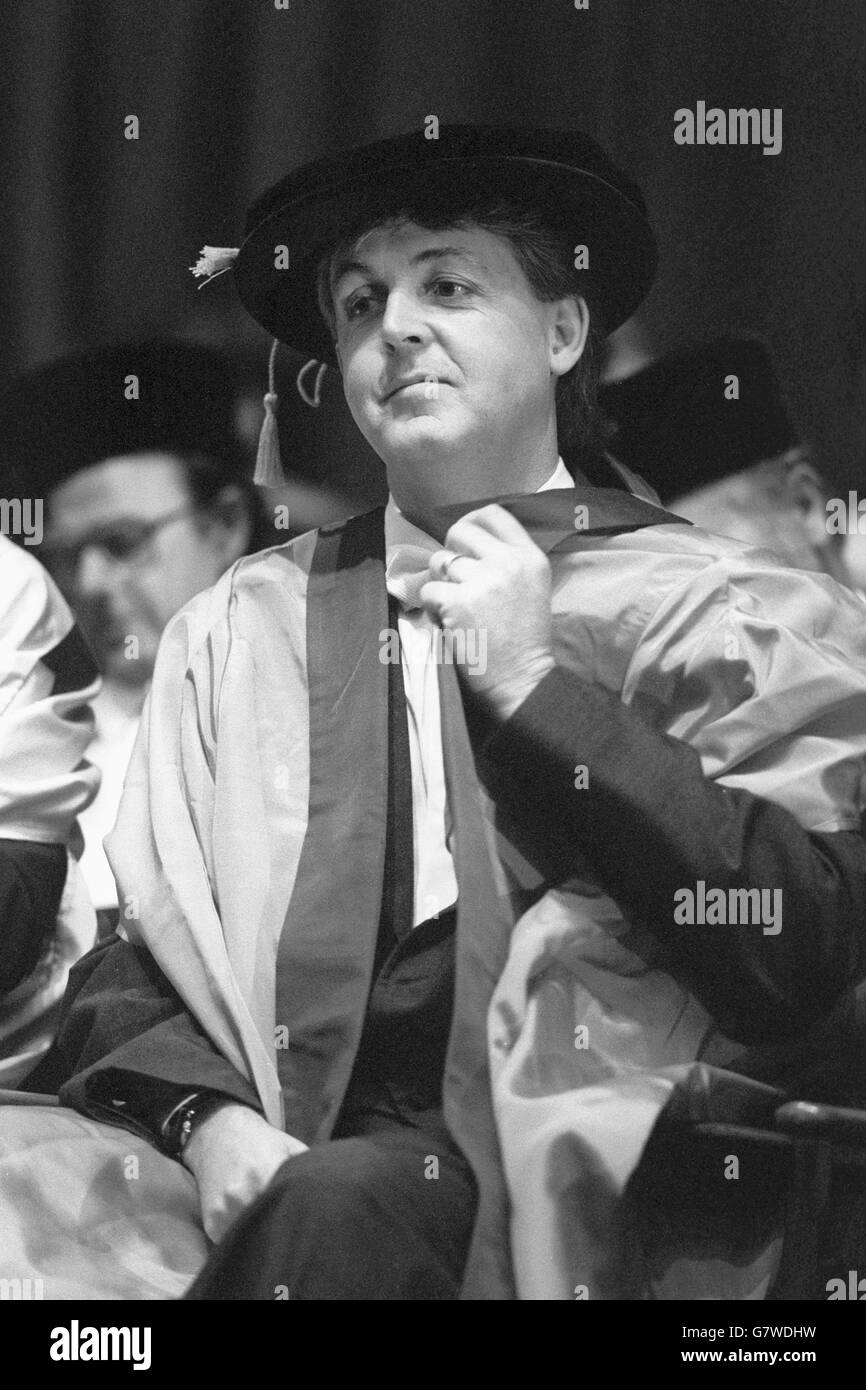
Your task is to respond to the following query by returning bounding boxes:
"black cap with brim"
[233,124,657,363]
[0,338,246,496]
[600,338,801,505]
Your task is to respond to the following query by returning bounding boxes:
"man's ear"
[549,296,590,380]
[783,454,832,550]
[207,485,252,563]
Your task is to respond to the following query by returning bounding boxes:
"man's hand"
[182,1102,309,1245]
[420,504,556,721]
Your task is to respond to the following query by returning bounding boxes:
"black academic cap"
[231,123,657,362]
[599,338,800,504]
[0,338,247,495]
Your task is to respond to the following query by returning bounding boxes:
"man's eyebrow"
[331,245,480,290]
[411,245,479,267]
[330,258,372,289]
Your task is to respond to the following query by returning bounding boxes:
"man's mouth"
[381,374,451,402]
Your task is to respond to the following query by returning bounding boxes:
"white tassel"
[189,246,240,287]
[253,340,285,488]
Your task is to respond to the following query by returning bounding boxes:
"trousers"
[185,904,477,1300]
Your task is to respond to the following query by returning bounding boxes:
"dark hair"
[176,452,272,554]
[316,192,604,451]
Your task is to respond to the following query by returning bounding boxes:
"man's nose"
[380,288,429,350]
[75,544,119,598]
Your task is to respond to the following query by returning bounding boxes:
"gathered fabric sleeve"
[478,557,866,1043]
[0,539,100,847]
[626,555,866,832]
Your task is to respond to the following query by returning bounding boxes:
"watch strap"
[159,1090,232,1159]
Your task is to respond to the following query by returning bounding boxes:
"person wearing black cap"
[10,126,866,1302]
[600,337,859,588]
[1,340,266,919]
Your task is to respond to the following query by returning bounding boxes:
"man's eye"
[344,292,373,321]
[430,279,470,300]
[101,529,146,559]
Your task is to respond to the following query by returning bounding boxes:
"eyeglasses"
[40,503,203,584]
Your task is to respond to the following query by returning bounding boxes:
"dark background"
[2,0,864,500]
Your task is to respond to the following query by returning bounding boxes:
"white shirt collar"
[385,456,574,553]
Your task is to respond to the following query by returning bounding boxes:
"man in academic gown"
[1,340,349,928]
[0,342,261,926]
[14,125,866,1301]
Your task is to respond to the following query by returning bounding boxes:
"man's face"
[329,221,586,519]
[45,454,242,685]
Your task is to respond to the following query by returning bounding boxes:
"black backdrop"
[2,0,865,500]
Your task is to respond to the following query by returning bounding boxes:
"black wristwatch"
[159,1090,232,1159]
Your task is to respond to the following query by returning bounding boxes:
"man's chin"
[373,414,466,467]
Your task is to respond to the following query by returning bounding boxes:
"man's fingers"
[440,518,502,561]
[428,548,477,582]
[203,1196,237,1245]
[419,580,462,619]
[446,504,538,556]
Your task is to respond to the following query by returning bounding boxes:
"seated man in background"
[600,337,862,591]
[1,339,347,926]
[6,126,866,1302]
[0,536,99,1086]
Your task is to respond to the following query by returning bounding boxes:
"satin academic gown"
[4,487,866,1298]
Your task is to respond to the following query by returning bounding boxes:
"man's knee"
[263,1138,397,1235]
[189,1134,475,1299]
